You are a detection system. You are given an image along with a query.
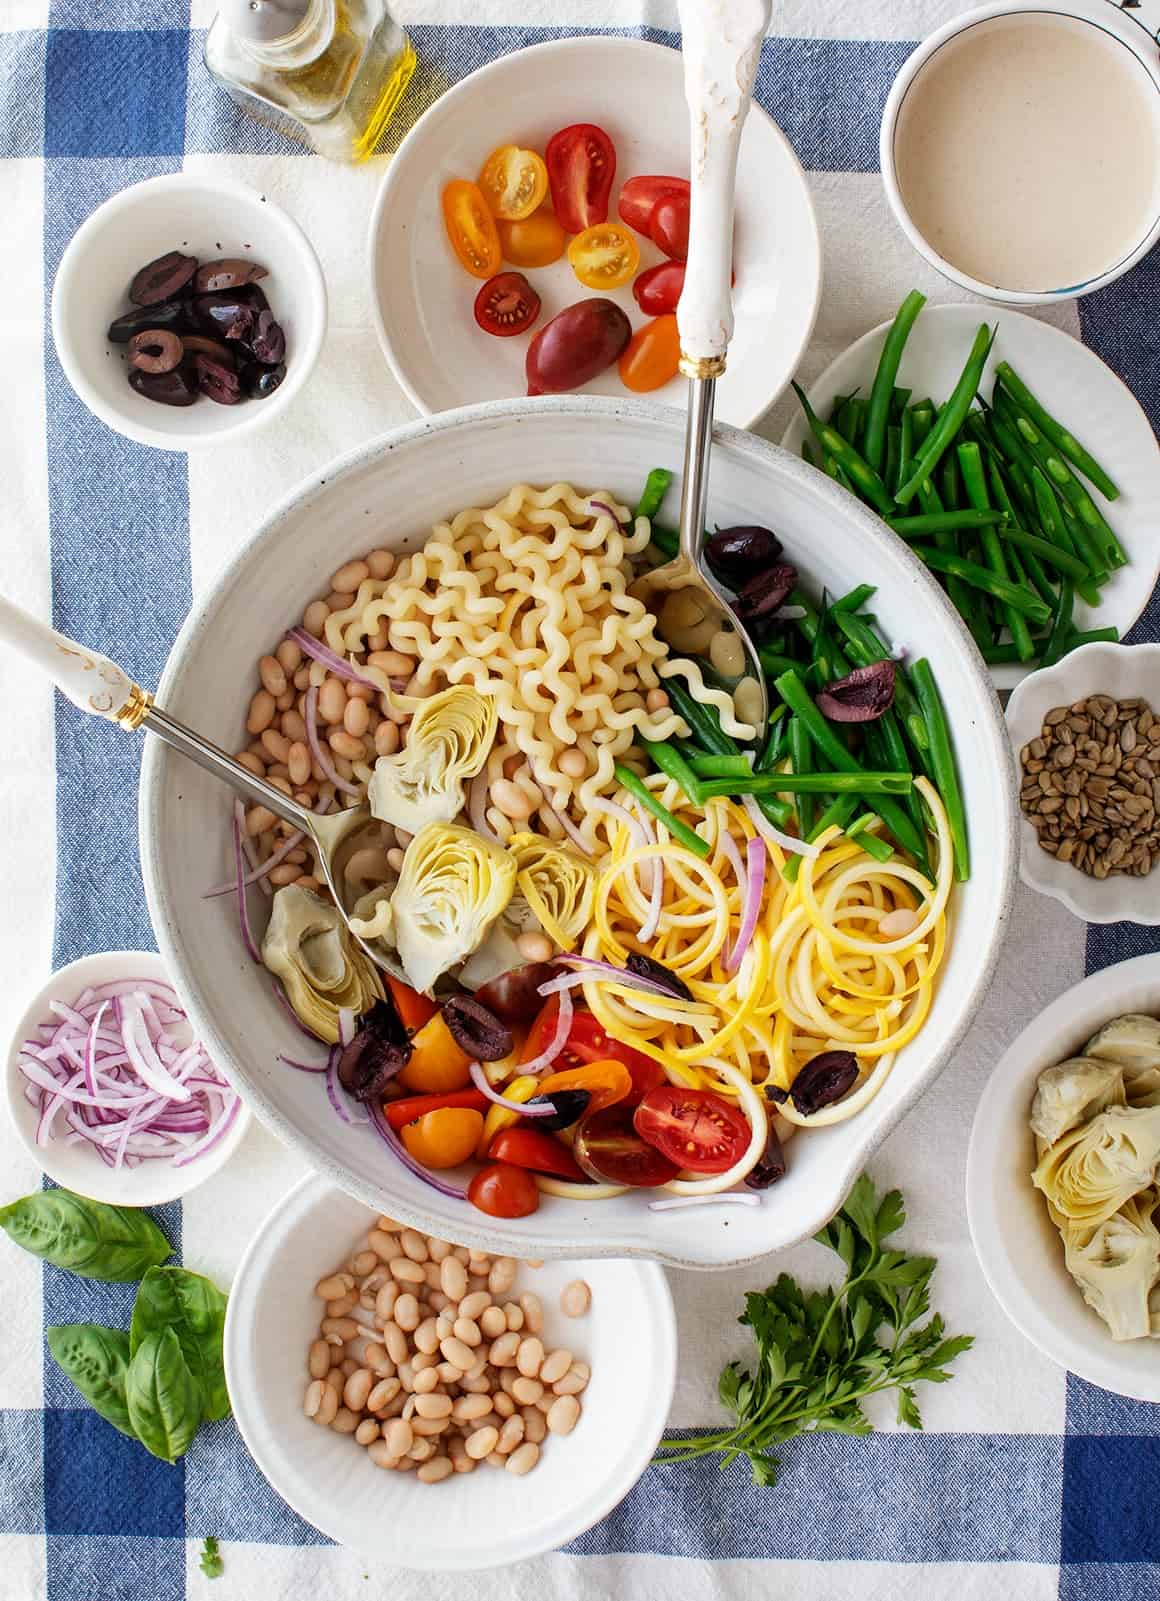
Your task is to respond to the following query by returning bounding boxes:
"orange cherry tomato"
[534,1058,633,1114]
[468,1161,540,1218]
[400,1106,484,1169]
[497,205,567,269]
[441,179,501,279]
[386,976,437,1033]
[566,221,640,290]
[478,145,549,221]
[396,1013,472,1094]
[385,1088,489,1131]
[618,314,681,393]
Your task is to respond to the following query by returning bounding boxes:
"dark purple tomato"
[525,298,631,396]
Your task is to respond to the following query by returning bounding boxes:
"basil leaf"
[131,1266,231,1422]
[46,1324,136,1440]
[125,1327,202,1463]
[0,1190,171,1282]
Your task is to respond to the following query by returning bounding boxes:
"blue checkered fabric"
[1,3,1159,1598]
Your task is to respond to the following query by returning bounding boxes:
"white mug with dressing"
[880,0,1160,303]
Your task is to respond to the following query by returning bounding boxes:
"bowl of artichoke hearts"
[966,952,1160,1401]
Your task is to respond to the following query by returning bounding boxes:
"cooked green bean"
[864,289,926,472]
[664,678,736,757]
[695,771,912,798]
[758,647,800,680]
[909,404,934,449]
[897,408,914,498]
[979,626,1119,665]
[885,427,902,500]
[634,467,673,522]
[896,322,995,505]
[832,583,876,614]
[909,547,1052,624]
[613,765,710,859]
[890,386,913,423]
[846,812,896,863]
[788,715,817,836]
[958,441,1034,663]
[994,526,1091,582]
[756,709,789,775]
[910,659,969,882]
[836,396,860,444]
[688,753,752,779]
[792,383,894,515]
[1040,578,1075,669]
[648,523,678,559]
[888,509,1006,537]
[643,739,705,806]
[917,467,982,640]
[995,362,1120,502]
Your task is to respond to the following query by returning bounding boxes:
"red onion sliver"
[204,826,305,899]
[121,1003,192,1103]
[287,627,379,689]
[717,826,746,894]
[588,498,628,531]
[368,1098,466,1200]
[326,1046,367,1126]
[278,1053,329,1073]
[338,1008,356,1048]
[468,1059,555,1118]
[172,1094,242,1167]
[727,836,767,972]
[233,802,262,964]
[742,797,820,860]
[468,769,503,847]
[305,684,361,800]
[82,1002,107,1099]
[519,983,573,1072]
[550,956,682,1002]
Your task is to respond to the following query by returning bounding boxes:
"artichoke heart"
[1030,1057,1126,1150]
[390,822,516,994]
[507,832,596,951]
[261,884,384,1044]
[1033,1103,1160,1227]
[1084,1014,1160,1109]
[368,686,497,836]
[1064,1193,1160,1342]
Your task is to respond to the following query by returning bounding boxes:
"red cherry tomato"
[520,1000,664,1100]
[487,1127,585,1181]
[633,260,686,316]
[473,963,559,1023]
[525,298,630,396]
[573,1102,680,1187]
[650,193,691,262]
[633,1085,751,1175]
[473,271,541,338]
[545,123,616,234]
[468,1161,540,1218]
[618,314,681,393]
[385,1088,489,1131]
[617,175,689,236]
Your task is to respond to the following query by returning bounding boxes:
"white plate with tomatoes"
[368,35,821,427]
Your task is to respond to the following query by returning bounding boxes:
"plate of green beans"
[780,298,1160,689]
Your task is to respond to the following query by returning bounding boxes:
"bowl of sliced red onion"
[5,950,249,1206]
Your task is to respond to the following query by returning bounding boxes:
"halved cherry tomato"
[488,1127,585,1181]
[473,271,541,337]
[573,1101,680,1186]
[396,1013,471,1094]
[477,144,548,221]
[400,1106,484,1169]
[545,123,616,234]
[633,1085,750,1175]
[535,1059,632,1115]
[650,192,691,262]
[566,222,640,290]
[618,314,680,393]
[385,1087,489,1131]
[633,260,686,316]
[498,204,568,269]
[468,1161,540,1218]
[520,1000,664,1099]
[441,179,501,279]
[386,976,437,1033]
[617,175,689,235]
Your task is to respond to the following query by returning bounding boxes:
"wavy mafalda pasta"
[320,484,753,845]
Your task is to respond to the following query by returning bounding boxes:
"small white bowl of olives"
[51,172,327,451]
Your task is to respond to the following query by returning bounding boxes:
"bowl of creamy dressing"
[880,0,1160,302]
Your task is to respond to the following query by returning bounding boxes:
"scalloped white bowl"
[139,396,1017,1268]
[1006,641,1160,924]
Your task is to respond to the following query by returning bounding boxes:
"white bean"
[560,1279,591,1318]
[506,1442,540,1476]
[540,1349,572,1385]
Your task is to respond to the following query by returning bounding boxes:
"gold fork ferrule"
[679,352,727,380]
[115,683,154,731]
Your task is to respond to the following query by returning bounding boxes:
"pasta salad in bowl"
[140,396,1017,1267]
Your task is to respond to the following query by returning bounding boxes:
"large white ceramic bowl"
[224,1174,677,1567]
[966,953,1160,1402]
[139,397,1017,1268]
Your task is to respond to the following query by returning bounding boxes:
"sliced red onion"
[204,826,305,898]
[277,1053,328,1073]
[717,825,745,891]
[588,498,628,531]
[83,1002,107,1099]
[468,769,504,847]
[120,1002,193,1102]
[727,836,766,971]
[326,1045,368,1126]
[287,627,379,689]
[468,1059,555,1118]
[305,684,361,800]
[743,797,820,860]
[338,1007,356,1048]
[649,1194,762,1211]
[531,763,592,856]
[548,956,681,1002]
[233,802,262,964]
[236,814,274,899]
[368,1097,466,1200]
[520,983,573,1072]
[173,1094,242,1167]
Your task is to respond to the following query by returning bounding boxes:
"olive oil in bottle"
[205,0,417,163]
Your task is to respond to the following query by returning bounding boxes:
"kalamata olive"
[193,258,269,293]
[816,660,897,723]
[441,995,513,1062]
[127,328,184,375]
[194,353,242,405]
[250,309,286,365]
[705,525,784,581]
[178,334,236,367]
[107,299,185,343]
[625,951,693,1002]
[193,291,256,342]
[240,360,286,399]
[744,1121,787,1188]
[789,1050,859,1115]
[732,562,798,622]
[525,298,631,396]
[337,997,411,1101]
[522,1088,591,1131]
[473,963,558,1022]
[129,250,198,306]
[127,363,198,407]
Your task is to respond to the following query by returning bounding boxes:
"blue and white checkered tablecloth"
[1,2,1159,1597]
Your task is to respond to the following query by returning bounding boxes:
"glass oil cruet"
[205,0,417,163]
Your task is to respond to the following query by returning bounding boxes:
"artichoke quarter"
[390,823,517,994]
[261,884,384,1043]
[368,685,497,837]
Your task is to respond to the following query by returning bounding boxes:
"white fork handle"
[0,593,138,721]
[676,0,772,368]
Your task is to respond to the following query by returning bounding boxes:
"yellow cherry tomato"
[498,204,567,269]
[401,1106,484,1169]
[618,313,681,393]
[396,1013,472,1094]
[476,1072,540,1160]
[441,179,502,279]
[566,222,640,290]
[478,145,549,221]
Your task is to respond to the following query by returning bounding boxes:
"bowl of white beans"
[224,1172,677,1568]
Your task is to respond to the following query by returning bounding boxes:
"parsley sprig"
[654,1174,973,1486]
[199,1536,223,1579]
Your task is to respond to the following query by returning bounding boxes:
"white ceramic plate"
[368,35,820,428]
[966,953,1160,1402]
[224,1174,677,1568]
[780,304,1160,689]
[1006,641,1160,924]
[139,396,1017,1268]
[4,950,250,1206]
